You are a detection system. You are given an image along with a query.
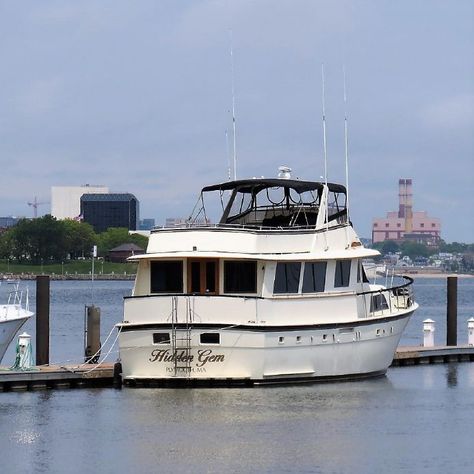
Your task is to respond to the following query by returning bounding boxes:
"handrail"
[356,275,414,296]
[356,275,415,317]
[153,221,349,233]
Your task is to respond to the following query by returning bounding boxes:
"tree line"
[0,215,148,264]
[372,239,474,260]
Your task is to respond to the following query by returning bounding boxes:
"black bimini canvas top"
[202,178,346,195]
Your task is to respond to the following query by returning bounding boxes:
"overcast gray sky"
[0,1,473,242]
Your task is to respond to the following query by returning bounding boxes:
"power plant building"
[372,179,441,245]
[80,193,139,233]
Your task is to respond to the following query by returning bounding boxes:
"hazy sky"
[1,1,473,242]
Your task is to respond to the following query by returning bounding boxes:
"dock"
[1,346,474,391]
[0,363,114,392]
[391,345,474,366]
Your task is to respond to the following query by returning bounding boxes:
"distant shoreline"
[1,273,135,281]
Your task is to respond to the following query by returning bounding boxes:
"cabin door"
[187,259,219,295]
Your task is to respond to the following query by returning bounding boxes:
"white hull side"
[119,311,413,384]
[0,316,30,363]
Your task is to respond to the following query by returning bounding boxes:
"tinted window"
[150,261,183,293]
[153,333,170,344]
[224,261,257,293]
[370,294,389,312]
[362,264,369,283]
[302,262,327,293]
[200,333,220,344]
[190,261,200,293]
[274,262,301,294]
[334,260,351,287]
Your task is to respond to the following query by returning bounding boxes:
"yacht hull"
[118,310,413,385]
[0,315,30,363]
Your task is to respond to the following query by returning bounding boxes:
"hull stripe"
[118,311,413,333]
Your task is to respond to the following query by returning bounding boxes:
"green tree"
[400,241,432,260]
[381,240,399,255]
[96,228,148,256]
[0,229,13,259]
[63,220,97,259]
[9,216,67,263]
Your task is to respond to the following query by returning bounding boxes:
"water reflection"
[446,363,458,388]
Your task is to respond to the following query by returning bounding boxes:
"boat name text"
[149,349,225,367]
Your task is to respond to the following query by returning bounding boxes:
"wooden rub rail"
[392,346,474,367]
[0,364,115,392]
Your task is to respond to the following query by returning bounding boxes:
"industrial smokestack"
[398,179,406,218]
[405,179,413,233]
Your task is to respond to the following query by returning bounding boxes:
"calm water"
[1,277,474,473]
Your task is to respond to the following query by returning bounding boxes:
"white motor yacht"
[117,169,417,385]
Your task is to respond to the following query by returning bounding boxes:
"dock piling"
[447,276,457,346]
[36,275,50,366]
[84,305,101,363]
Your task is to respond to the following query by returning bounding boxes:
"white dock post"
[423,319,435,347]
[12,332,34,370]
[468,318,474,347]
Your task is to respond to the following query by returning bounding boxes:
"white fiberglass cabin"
[118,172,417,386]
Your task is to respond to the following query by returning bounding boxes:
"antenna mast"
[225,129,231,181]
[321,64,329,234]
[321,64,328,186]
[343,66,350,220]
[229,29,237,181]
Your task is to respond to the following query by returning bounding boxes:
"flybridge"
[188,178,348,230]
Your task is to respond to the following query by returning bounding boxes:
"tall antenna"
[343,66,350,219]
[225,129,231,181]
[229,29,237,181]
[321,64,328,186]
[321,64,329,234]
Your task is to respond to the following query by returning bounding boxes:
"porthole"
[278,336,285,344]
[296,336,302,344]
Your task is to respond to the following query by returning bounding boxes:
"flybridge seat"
[198,178,348,229]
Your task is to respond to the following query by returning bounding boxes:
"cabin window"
[302,262,327,293]
[334,260,351,287]
[274,262,301,294]
[200,333,220,344]
[370,294,389,312]
[153,333,170,344]
[150,261,183,293]
[224,260,257,293]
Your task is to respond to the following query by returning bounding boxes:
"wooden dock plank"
[0,363,114,391]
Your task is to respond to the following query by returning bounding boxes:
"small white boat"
[117,169,417,386]
[0,283,34,363]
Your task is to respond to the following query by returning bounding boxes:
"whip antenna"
[225,129,231,181]
[321,64,329,233]
[343,66,350,220]
[229,29,237,180]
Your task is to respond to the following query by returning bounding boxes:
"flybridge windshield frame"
[186,178,347,230]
